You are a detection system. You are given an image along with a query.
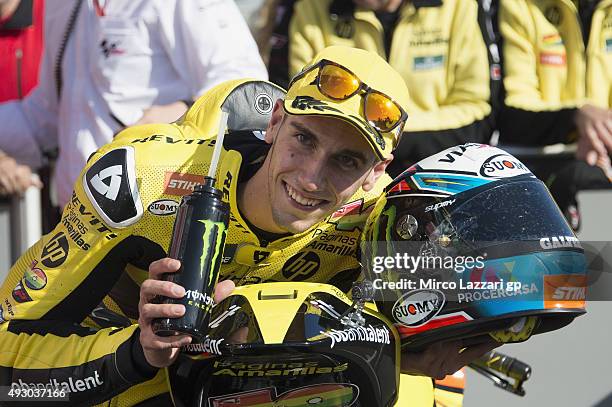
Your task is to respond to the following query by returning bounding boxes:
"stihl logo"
[552,287,586,300]
[164,172,204,196]
[90,165,122,201]
[544,274,587,309]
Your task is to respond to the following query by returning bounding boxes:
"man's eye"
[296,133,314,146]
[337,155,359,169]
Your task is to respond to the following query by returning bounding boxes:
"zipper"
[15,48,23,99]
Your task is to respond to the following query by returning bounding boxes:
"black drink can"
[152,176,229,339]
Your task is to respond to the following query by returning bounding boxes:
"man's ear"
[264,100,285,144]
[362,154,393,192]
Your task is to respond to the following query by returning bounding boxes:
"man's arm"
[0,145,160,403]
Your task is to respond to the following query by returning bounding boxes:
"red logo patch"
[163,172,204,196]
[540,52,566,66]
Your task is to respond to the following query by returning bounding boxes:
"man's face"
[260,101,390,234]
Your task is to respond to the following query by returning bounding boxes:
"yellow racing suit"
[289,0,491,174]
[0,79,441,406]
[498,0,612,145]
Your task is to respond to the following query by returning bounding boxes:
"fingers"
[455,340,501,368]
[140,278,184,304]
[149,257,181,280]
[214,279,235,303]
[139,297,185,321]
[577,124,607,165]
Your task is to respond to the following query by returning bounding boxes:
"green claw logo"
[197,219,227,285]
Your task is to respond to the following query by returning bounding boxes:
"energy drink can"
[152,176,229,338]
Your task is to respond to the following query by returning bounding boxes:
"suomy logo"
[479,154,529,178]
[392,290,445,327]
[148,199,178,216]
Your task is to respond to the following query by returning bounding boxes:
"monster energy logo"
[197,219,227,285]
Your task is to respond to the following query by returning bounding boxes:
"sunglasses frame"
[290,59,408,139]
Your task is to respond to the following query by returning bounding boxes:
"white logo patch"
[90,165,122,201]
[254,93,273,115]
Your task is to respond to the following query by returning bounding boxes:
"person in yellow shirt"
[499,0,611,229]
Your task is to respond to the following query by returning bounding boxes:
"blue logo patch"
[413,55,445,71]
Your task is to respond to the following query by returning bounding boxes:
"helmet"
[168,282,400,407]
[361,144,587,351]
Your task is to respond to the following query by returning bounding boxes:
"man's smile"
[283,181,329,210]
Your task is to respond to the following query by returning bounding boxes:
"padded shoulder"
[178,79,286,139]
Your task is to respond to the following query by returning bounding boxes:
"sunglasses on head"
[290,59,408,140]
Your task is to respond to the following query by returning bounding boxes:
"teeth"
[285,183,322,207]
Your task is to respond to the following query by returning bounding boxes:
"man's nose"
[298,157,326,192]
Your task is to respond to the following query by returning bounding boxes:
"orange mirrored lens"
[319,64,360,99]
[365,92,402,132]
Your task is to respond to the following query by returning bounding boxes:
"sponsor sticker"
[539,236,582,250]
[543,274,587,309]
[147,199,179,216]
[12,281,33,303]
[11,370,104,394]
[413,55,445,70]
[281,251,321,281]
[392,289,445,327]
[83,147,143,228]
[540,52,566,66]
[3,298,14,317]
[254,93,273,115]
[424,199,456,212]
[479,154,530,178]
[182,336,224,355]
[327,199,372,231]
[208,383,358,407]
[320,324,390,348]
[24,261,47,290]
[41,232,69,268]
[163,172,204,196]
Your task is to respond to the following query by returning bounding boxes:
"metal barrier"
[0,185,42,282]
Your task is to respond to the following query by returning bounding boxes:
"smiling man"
[0,46,495,405]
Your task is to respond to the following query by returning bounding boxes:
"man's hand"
[134,101,190,125]
[401,339,500,380]
[575,104,612,168]
[138,257,235,368]
[0,153,42,196]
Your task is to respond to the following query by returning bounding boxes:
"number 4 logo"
[209,383,358,407]
[91,165,122,201]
